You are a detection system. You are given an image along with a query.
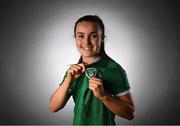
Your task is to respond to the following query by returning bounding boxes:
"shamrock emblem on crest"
[85,68,97,79]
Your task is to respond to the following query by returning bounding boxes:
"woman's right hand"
[49,63,86,112]
[66,63,86,80]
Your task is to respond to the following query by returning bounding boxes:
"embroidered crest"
[85,68,97,79]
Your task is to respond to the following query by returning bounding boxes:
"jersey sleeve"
[59,72,77,95]
[103,65,130,96]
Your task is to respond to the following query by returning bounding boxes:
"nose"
[84,36,92,45]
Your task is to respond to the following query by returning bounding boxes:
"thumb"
[78,63,86,73]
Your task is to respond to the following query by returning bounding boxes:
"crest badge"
[85,68,97,79]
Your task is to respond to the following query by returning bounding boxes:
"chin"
[80,50,98,57]
[80,52,92,56]
[82,54,92,57]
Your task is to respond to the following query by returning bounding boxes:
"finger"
[69,67,79,74]
[89,84,95,90]
[89,79,102,85]
[78,63,86,72]
[68,69,76,75]
[82,62,88,66]
[90,77,102,81]
[89,86,94,91]
[89,79,99,84]
[89,82,98,87]
[71,64,85,74]
[71,64,83,70]
[89,78,101,82]
[89,82,101,87]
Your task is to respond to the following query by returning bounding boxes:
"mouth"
[82,46,93,51]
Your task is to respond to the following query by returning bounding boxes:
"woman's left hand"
[89,77,106,100]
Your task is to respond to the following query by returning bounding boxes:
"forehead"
[76,21,100,33]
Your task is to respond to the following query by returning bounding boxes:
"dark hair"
[74,15,105,38]
[74,15,109,63]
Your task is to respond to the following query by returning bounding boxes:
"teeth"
[83,47,92,50]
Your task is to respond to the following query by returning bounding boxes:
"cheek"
[92,38,102,47]
[75,39,81,47]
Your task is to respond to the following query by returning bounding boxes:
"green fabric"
[61,56,130,125]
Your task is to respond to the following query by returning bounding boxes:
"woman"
[49,15,135,125]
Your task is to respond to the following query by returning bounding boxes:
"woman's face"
[75,21,103,59]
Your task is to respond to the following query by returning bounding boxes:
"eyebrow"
[77,32,84,34]
[76,32,98,34]
[90,32,98,34]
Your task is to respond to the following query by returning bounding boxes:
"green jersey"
[61,56,130,125]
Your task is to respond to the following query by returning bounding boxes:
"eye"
[78,34,84,39]
[90,34,98,39]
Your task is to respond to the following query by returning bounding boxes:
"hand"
[89,77,106,100]
[67,63,86,80]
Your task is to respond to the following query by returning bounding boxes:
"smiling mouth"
[82,47,92,51]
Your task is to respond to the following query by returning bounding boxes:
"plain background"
[1,0,180,125]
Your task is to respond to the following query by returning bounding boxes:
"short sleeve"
[103,65,130,96]
[59,72,77,95]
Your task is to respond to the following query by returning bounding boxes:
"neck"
[82,56,101,65]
